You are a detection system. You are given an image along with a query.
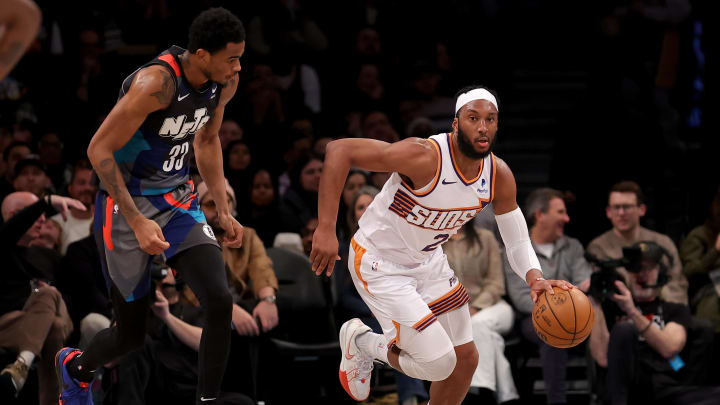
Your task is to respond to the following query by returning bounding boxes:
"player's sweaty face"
[208,41,245,86]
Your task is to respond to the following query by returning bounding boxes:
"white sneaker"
[338,318,374,401]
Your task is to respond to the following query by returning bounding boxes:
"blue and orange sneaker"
[55,347,93,405]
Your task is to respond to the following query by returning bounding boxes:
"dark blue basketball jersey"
[106,46,221,195]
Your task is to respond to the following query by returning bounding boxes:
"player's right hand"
[309,225,341,277]
[131,217,170,255]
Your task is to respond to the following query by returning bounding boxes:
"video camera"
[585,245,644,303]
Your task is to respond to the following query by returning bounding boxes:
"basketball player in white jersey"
[311,85,575,405]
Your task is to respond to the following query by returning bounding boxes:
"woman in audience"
[239,168,296,247]
[337,170,368,243]
[224,139,254,215]
[443,221,519,404]
[281,153,322,234]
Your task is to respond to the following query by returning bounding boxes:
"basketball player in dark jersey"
[55,8,245,405]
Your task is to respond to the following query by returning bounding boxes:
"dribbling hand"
[309,225,340,277]
[130,216,170,255]
[529,278,575,303]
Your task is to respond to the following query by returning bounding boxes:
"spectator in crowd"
[196,179,279,335]
[301,216,319,258]
[443,221,518,404]
[0,191,82,405]
[219,119,244,150]
[12,154,52,196]
[49,159,96,254]
[37,131,70,191]
[239,168,296,247]
[312,136,334,159]
[197,179,279,401]
[588,241,720,405]
[338,170,368,242]
[224,139,253,215]
[283,153,322,234]
[506,187,591,405]
[587,181,688,305]
[360,110,400,143]
[0,141,32,203]
[679,186,720,332]
[333,185,428,405]
[30,215,61,251]
[58,231,111,349]
[103,265,254,405]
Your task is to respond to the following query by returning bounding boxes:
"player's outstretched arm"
[87,65,174,255]
[194,72,243,248]
[0,0,41,80]
[310,137,437,276]
[492,157,573,302]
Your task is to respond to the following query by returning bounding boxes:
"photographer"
[103,261,253,405]
[588,241,720,405]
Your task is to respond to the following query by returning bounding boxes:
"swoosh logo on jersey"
[200,397,217,402]
[441,179,457,185]
[177,93,190,101]
[210,94,216,99]
[212,86,217,93]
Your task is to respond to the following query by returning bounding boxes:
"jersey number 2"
[162,141,189,172]
[422,234,449,252]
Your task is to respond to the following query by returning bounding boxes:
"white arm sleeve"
[495,207,542,283]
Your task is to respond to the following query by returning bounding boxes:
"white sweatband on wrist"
[495,207,541,282]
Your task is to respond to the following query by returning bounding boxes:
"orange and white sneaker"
[339,318,374,401]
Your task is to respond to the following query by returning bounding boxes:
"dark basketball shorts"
[93,181,219,301]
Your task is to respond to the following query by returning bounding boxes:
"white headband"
[454,88,499,114]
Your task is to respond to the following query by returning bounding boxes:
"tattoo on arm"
[150,70,175,105]
[97,158,141,222]
[0,41,24,66]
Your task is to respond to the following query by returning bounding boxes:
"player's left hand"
[529,278,574,303]
[219,214,243,248]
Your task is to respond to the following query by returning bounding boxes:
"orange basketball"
[532,286,594,348]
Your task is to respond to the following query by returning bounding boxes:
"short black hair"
[454,85,499,117]
[188,7,245,54]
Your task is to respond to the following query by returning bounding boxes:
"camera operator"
[588,241,720,405]
[103,260,253,405]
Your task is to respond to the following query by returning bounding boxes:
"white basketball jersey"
[357,132,497,266]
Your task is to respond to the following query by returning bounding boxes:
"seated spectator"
[36,131,70,191]
[49,159,96,254]
[219,119,243,150]
[587,181,688,305]
[12,154,52,196]
[360,110,400,143]
[334,185,428,405]
[195,179,279,335]
[679,186,720,332]
[338,170,368,242]
[58,231,112,349]
[224,139,253,214]
[588,241,720,405]
[196,180,279,401]
[0,141,32,203]
[443,222,518,404]
[506,188,591,405]
[30,216,62,251]
[282,153,322,233]
[0,191,82,405]
[103,267,253,405]
[240,168,297,247]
